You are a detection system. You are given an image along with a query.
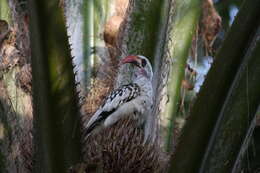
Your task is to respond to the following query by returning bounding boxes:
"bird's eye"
[141,59,147,67]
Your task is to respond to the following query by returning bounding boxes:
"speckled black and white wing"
[84,83,141,136]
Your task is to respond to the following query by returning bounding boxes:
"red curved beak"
[120,55,139,66]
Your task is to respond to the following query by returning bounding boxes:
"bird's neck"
[133,76,152,93]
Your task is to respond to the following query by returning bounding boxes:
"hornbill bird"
[84,55,153,139]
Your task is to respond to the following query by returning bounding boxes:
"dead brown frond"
[104,0,129,58]
[104,15,124,47]
[200,0,222,55]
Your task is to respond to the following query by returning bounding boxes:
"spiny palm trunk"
[28,1,82,172]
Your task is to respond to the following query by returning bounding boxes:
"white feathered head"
[120,55,153,81]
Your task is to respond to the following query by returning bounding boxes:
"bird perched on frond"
[83,55,154,139]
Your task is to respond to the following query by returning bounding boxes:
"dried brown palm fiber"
[0,1,33,172]
[104,0,129,48]
[82,80,109,113]
[81,58,119,126]
[15,63,32,94]
[8,0,31,64]
[19,116,33,172]
[104,15,124,47]
[83,117,168,173]
[200,0,221,54]
[0,79,33,172]
[0,20,10,46]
